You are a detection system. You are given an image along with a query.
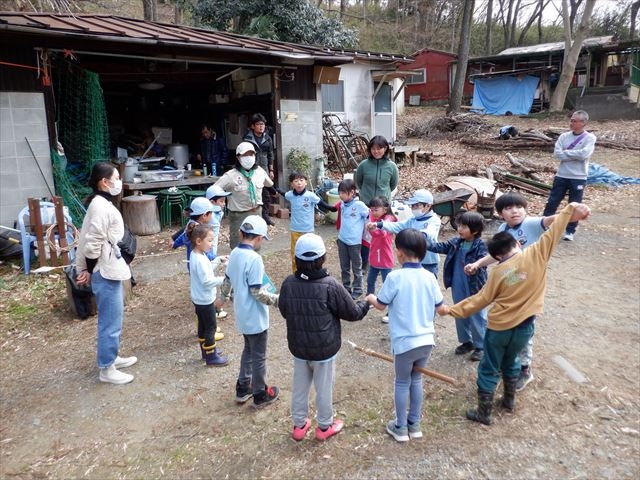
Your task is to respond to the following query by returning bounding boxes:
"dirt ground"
[1,111,639,479]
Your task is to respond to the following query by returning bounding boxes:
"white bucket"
[326,188,340,223]
[168,144,189,169]
[123,163,138,183]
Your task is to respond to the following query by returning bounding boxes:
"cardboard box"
[269,204,280,216]
[276,208,290,219]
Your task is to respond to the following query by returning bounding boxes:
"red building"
[399,48,473,104]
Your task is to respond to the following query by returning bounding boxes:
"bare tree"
[448,0,475,113]
[631,0,640,39]
[485,0,493,54]
[516,0,551,46]
[549,0,596,111]
[143,0,157,22]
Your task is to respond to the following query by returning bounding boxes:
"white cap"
[189,197,214,216]
[236,141,256,155]
[239,215,270,240]
[406,189,434,205]
[295,233,326,261]
[205,184,231,200]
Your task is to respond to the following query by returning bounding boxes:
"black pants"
[195,302,217,347]
[262,189,272,222]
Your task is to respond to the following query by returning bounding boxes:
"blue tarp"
[587,163,640,186]
[472,75,540,115]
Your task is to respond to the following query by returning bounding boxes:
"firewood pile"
[460,128,640,151]
[401,113,494,139]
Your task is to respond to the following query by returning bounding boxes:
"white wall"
[339,63,374,137]
[0,92,54,228]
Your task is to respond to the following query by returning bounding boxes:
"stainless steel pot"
[167,144,189,169]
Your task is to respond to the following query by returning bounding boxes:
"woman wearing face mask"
[213,141,275,248]
[76,162,138,385]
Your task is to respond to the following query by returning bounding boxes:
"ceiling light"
[138,82,164,91]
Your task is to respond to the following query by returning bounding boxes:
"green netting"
[52,60,111,224]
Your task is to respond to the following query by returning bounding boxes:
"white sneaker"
[382,315,389,324]
[216,310,228,319]
[99,364,134,385]
[563,233,574,241]
[114,355,138,369]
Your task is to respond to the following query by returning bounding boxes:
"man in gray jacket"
[542,110,596,241]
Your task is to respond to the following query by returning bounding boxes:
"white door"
[373,82,394,141]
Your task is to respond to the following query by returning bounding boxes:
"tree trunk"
[631,0,640,39]
[448,0,475,114]
[142,0,157,22]
[174,3,183,24]
[549,0,596,112]
[485,0,493,54]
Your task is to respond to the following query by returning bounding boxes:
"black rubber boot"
[502,376,518,412]
[198,337,206,360]
[466,390,494,425]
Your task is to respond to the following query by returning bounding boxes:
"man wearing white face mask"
[214,142,274,248]
[366,189,442,278]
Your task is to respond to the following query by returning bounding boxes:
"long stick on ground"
[347,341,457,386]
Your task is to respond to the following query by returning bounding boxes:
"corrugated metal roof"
[497,36,615,56]
[0,13,409,64]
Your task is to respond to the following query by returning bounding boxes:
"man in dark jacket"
[244,113,276,225]
[279,233,370,442]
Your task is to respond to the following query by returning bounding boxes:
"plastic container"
[326,188,340,223]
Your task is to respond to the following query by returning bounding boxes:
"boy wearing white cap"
[213,142,274,248]
[205,184,232,256]
[367,189,442,278]
[279,234,370,441]
[216,215,280,409]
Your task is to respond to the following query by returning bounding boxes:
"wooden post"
[53,196,70,265]
[28,198,48,268]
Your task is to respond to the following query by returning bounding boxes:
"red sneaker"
[315,419,344,441]
[291,418,312,441]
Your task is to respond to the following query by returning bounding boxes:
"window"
[406,68,426,85]
[321,81,344,112]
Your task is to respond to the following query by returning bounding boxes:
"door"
[373,82,394,141]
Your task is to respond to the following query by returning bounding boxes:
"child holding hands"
[427,211,488,361]
[279,234,370,441]
[188,223,229,367]
[367,229,447,442]
[216,215,280,409]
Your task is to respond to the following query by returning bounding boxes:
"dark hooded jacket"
[279,269,369,361]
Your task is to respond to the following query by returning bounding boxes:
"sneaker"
[291,418,312,441]
[470,349,484,361]
[114,355,138,369]
[408,421,422,439]
[235,382,253,404]
[381,315,389,324]
[454,342,474,355]
[252,385,279,409]
[315,419,344,441]
[563,232,574,241]
[515,367,534,392]
[216,310,228,320]
[386,420,409,442]
[215,330,225,342]
[99,365,134,385]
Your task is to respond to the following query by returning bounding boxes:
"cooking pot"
[167,144,189,169]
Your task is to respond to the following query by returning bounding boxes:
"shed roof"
[0,12,409,66]
[498,36,615,56]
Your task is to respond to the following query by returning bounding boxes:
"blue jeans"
[91,271,124,368]
[477,318,535,393]
[238,330,269,395]
[393,345,433,427]
[543,176,586,234]
[454,309,487,349]
[366,266,391,295]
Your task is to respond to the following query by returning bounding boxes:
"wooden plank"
[54,196,70,265]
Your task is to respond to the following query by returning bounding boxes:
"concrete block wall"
[0,92,54,228]
[279,98,323,190]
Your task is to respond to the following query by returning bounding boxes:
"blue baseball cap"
[189,197,214,216]
[239,215,270,240]
[295,233,326,261]
[406,189,434,205]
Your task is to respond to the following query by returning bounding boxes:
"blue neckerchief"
[402,262,422,268]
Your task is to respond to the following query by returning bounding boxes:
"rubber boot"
[466,390,494,425]
[502,376,518,412]
[198,338,206,361]
[204,344,229,367]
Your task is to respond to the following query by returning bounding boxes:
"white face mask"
[212,204,222,213]
[107,179,122,196]
[239,156,255,170]
[411,206,424,218]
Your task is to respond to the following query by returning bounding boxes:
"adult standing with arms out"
[244,113,276,226]
[76,162,138,385]
[355,136,399,271]
[196,124,226,176]
[214,142,274,249]
[542,110,596,241]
